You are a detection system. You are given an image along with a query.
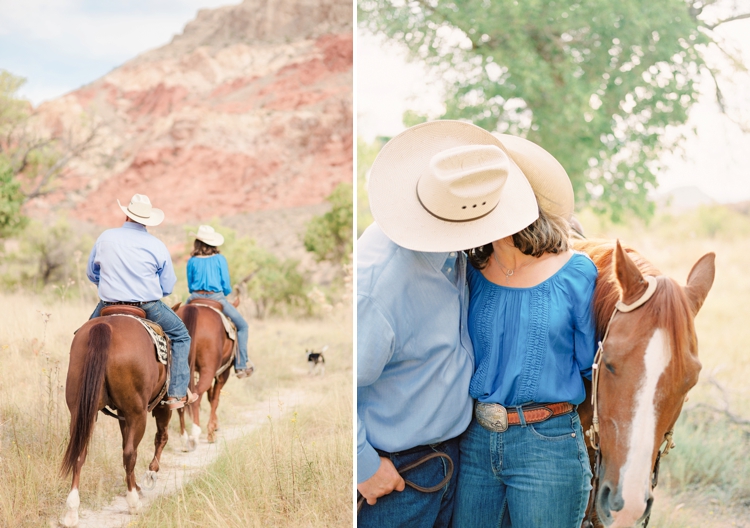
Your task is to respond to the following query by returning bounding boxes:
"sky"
[0,0,239,104]
[357,21,750,205]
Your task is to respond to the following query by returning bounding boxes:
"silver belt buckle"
[475,402,508,432]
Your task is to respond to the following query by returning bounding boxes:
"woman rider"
[186,225,254,378]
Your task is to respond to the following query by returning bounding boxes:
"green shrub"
[303,182,353,265]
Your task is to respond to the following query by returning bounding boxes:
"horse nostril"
[598,481,624,514]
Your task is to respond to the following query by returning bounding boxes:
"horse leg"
[143,404,171,489]
[178,407,191,452]
[207,375,227,443]
[61,445,88,527]
[122,412,147,514]
[189,367,213,447]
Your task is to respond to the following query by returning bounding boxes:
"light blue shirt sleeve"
[86,244,100,284]
[219,255,232,296]
[357,295,395,483]
[157,248,177,296]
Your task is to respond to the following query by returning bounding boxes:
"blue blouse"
[186,254,232,295]
[467,252,597,407]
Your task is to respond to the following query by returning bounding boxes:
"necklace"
[492,251,536,282]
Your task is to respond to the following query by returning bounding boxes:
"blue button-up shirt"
[357,223,474,483]
[87,222,176,302]
[187,254,232,295]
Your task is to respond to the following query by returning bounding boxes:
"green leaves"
[0,160,26,238]
[303,182,353,264]
[361,0,711,221]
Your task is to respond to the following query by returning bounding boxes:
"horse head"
[582,240,714,527]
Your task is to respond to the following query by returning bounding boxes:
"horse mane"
[575,240,697,363]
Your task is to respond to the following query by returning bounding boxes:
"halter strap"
[615,276,657,312]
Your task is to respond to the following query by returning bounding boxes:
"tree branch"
[704,12,750,30]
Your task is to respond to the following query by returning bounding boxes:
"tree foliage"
[0,70,101,236]
[303,182,353,264]
[359,0,748,221]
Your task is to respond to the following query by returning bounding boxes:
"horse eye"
[604,361,616,374]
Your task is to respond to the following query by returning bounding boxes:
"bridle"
[585,275,677,528]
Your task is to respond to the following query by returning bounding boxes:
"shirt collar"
[417,251,452,272]
[121,221,147,232]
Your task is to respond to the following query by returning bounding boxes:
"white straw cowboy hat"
[117,194,164,227]
[491,133,574,221]
[368,121,573,252]
[192,225,224,247]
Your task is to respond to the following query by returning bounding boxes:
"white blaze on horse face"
[611,329,670,528]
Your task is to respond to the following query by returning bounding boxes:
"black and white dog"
[307,345,327,376]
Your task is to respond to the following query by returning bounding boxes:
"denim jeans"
[358,437,460,528]
[453,411,592,528]
[187,292,251,370]
[90,300,191,398]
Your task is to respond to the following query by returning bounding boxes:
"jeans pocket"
[528,413,577,442]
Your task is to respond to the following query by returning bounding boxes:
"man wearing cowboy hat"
[357,120,575,526]
[86,194,194,410]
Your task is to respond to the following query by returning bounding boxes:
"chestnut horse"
[174,299,236,449]
[60,313,171,527]
[576,240,715,527]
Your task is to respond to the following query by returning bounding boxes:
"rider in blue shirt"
[87,194,194,410]
[185,225,253,378]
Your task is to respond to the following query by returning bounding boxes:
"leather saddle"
[101,305,146,318]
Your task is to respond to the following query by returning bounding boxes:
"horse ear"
[684,253,715,316]
[172,302,182,311]
[613,239,645,302]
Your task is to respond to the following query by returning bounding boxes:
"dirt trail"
[70,388,307,528]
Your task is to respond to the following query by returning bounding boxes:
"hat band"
[127,207,151,218]
[416,188,500,224]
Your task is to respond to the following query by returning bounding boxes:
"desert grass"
[133,383,352,527]
[0,294,352,527]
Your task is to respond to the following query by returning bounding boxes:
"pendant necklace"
[492,251,536,283]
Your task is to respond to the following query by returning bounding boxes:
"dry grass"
[0,294,352,527]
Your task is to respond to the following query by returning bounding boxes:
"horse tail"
[60,322,111,477]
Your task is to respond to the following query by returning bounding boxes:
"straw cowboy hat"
[117,194,164,227]
[192,225,225,247]
[368,120,574,252]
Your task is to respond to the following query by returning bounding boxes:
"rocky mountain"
[28,0,352,227]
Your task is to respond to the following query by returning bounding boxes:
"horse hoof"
[125,489,142,515]
[207,432,216,443]
[61,510,79,527]
[141,470,158,491]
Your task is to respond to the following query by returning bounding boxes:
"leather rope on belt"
[356,451,454,514]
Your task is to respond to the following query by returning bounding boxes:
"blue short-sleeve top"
[467,251,598,407]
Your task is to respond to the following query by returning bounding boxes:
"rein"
[356,451,454,515]
[585,276,676,528]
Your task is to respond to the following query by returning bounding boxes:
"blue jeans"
[187,292,251,370]
[358,437,460,528]
[453,411,592,528]
[90,300,191,398]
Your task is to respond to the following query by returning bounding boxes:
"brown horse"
[575,240,715,527]
[60,312,171,527]
[174,299,236,449]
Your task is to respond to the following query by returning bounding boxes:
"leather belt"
[103,300,157,306]
[194,290,219,294]
[475,401,574,433]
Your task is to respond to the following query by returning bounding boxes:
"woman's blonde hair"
[468,205,570,270]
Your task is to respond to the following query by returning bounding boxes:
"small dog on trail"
[307,345,327,376]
